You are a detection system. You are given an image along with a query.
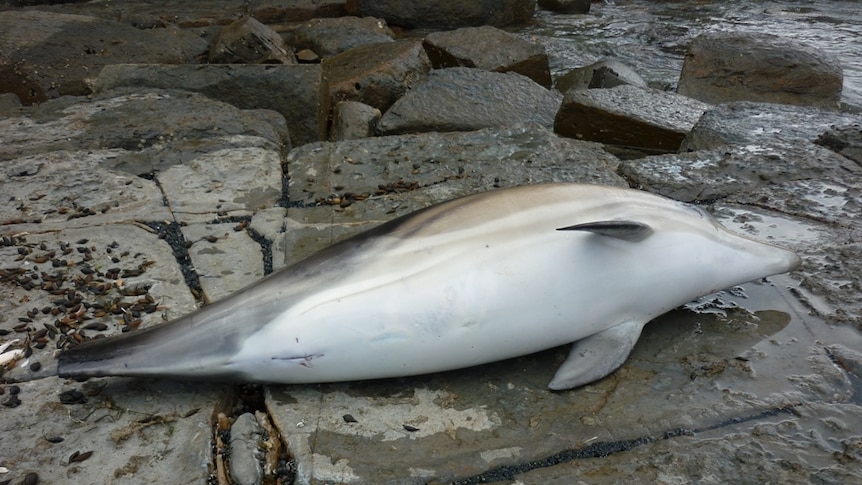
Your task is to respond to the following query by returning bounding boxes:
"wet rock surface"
[423,26,552,88]
[554,85,710,152]
[1,1,862,484]
[376,67,561,135]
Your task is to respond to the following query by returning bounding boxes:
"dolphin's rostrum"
[57,184,801,390]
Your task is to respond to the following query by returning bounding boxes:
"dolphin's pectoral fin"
[556,220,653,242]
[547,320,646,391]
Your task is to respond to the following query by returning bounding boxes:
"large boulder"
[376,67,562,135]
[322,40,432,113]
[345,0,536,28]
[0,10,207,104]
[677,32,843,109]
[94,64,327,146]
[538,0,591,14]
[283,16,395,59]
[554,85,709,152]
[423,26,551,87]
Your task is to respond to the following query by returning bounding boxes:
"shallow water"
[523,0,862,110]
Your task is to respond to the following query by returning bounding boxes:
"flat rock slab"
[423,26,551,87]
[94,64,323,147]
[377,68,562,135]
[554,85,709,152]
[0,10,206,104]
[0,88,288,172]
[181,223,266,304]
[681,102,861,152]
[0,376,221,485]
[159,147,283,223]
[678,32,844,109]
[0,149,170,229]
[0,224,198,383]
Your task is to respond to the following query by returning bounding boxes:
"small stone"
[342,414,358,423]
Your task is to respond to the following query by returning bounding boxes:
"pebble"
[229,413,264,485]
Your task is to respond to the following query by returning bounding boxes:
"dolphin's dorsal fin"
[547,320,646,391]
[557,220,653,242]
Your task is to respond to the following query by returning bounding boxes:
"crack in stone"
[450,403,803,484]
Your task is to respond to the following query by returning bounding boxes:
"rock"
[0,10,207,104]
[322,40,431,113]
[555,59,647,93]
[330,101,381,141]
[0,88,288,171]
[0,1,348,28]
[209,16,296,64]
[677,32,843,109]
[681,102,861,152]
[229,413,265,485]
[94,64,326,146]
[376,67,562,135]
[816,123,862,166]
[423,26,551,88]
[283,16,395,58]
[345,0,537,28]
[618,142,859,204]
[0,378,219,484]
[0,93,21,113]
[538,0,591,14]
[285,125,624,211]
[159,147,283,223]
[554,84,709,152]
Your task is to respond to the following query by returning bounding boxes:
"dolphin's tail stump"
[57,323,172,379]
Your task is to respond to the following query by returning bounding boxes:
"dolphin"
[57,183,801,390]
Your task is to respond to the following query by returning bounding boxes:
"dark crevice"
[142,221,203,303]
[451,404,802,484]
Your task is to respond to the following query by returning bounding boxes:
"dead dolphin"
[57,184,801,390]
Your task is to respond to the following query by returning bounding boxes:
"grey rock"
[181,223,266,303]
[283,16,394,58]
[618,142,859,204]
[681,102,861,152]
[0,92,21,113]
[0,378,219,484]
[377,68,562,135]
[555,84,709,152]
[209,16,297,64]
[346,0,537,28]
[538,0,591,14]
[322,40,432,113]
[678,32,844,109]
[0,224,198,383]
[230,413,265,485]
[159,146,282,223]
[94,64,325,147]
[0,87,288,171]
[423,26,551,87]
[816,123,862,166]
[2,0,348,28]
[555,59,647,93]
[0,10,207,104]
[330,101,381,141]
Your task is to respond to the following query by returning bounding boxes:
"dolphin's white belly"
[231,230,652,383]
